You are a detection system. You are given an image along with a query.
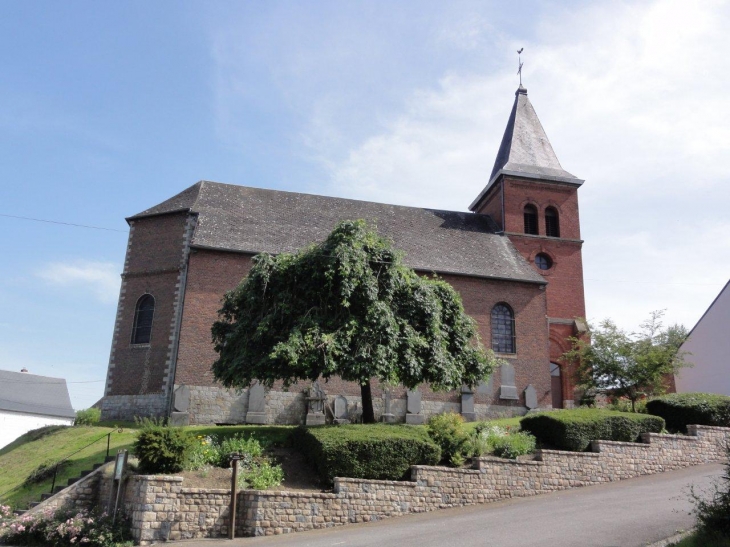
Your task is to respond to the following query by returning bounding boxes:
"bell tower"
[470,85,586,408]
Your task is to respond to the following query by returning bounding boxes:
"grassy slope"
[0,423,294,509]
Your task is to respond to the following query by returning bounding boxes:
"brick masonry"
[119,425,729,544]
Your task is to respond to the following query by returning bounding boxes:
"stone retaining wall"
[125,425,730,544]
[101,394,168,421]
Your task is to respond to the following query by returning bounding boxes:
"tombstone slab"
[524,384,538,410]
[305,381,327,426]
[333,395,350,424]
[381,390,396,423]
[169,411,189,426]
[245,382,267,424]
[461,387,476,422]
[499,363,519,400]
[173,385,191,413]
[406,389,424,424]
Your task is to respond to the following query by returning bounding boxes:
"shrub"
[292,424,441,485]
[216,434,264,467]
[22,460,70,487]
[607,397,648,414]
[187,435,218,470]
[520,409,665,452]
[133,419,195,474]
[74,407,101,426]
[0,507,132,547]
[692,443,730,540]
[427,412,467,465]
[239,461,285,490]
[466,425,536,459]
[647,393,730,433]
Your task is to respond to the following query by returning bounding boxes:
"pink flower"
[17,525,25,532]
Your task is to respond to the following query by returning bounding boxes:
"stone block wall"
[101,394,168,421]
[24,463,112,518]
[120,425,730,543]
[123,476,234,544]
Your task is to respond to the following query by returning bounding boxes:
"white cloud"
[304,0,730,329]
[37,261,120,304]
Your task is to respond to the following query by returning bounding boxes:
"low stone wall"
[23,462,112,518]
[123,425,730,543]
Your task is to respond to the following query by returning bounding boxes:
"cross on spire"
[517,48,524,86]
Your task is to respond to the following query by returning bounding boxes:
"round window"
[534,253,553,270]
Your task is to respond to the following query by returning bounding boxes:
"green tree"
[211,220,496,423]
[564,311,690,412]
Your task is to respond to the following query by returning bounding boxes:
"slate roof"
[130,181,545,284]
[0,370,76,419]
[470,86,582,210]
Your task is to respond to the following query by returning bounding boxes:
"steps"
[21,457,115,513]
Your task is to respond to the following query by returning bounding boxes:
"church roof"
[470,86,582,211]
[0,370,76,419]
[130,181,545,284]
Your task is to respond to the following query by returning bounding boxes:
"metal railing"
[49,428,124,493]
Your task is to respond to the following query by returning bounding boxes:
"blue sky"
[1,0,728,409]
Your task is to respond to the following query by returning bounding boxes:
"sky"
[0,0,728,410]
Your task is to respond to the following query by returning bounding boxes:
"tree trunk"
[360,381,376,424]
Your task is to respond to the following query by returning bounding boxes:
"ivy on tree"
[564,311,690,412]
[211,220,496,423]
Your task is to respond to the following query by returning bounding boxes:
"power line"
[0,213,127,233]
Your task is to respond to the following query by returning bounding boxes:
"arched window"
[545,207,560,237]
[131,294,155,344]
[491,303,515,354]
[523,205,538,235]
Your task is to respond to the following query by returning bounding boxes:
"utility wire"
[0,213,127,233]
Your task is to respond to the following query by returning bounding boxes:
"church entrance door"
[550,363,562,409]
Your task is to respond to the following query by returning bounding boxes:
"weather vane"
[517,48,524,86]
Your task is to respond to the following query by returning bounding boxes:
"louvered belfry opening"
[523,205,538,235]
[545,207,560,237]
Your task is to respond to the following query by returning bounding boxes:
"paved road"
[178,463,723,547]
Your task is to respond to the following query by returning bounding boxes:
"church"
[100,85,587,425]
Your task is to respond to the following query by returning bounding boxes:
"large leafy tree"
[211,220,496,423]
[564,311,690,412]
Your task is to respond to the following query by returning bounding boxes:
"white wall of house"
[0,410,74,450]
[675,281,730,396]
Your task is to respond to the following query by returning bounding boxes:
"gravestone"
[333,395,350,424]
[499,363,519,400]
[405,389,424,425]
[381,389,396,423]
[477,376,493,395]
[461,385,476,422]
[170,385,191,426]
[305,381,327,426]
[245,382,267,424]
[524,384,538,410]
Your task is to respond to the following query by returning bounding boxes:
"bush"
[292,424,441,485]
[0,507,132,547]
[22,460,69,487]
[427,412,467,465]
[239,461,285,490]
[692,443,730,540]
[133,419,195,474]
[466,425,536,459]
[647,393,730,433]
[74,407,101,426]
[520,409,665,452]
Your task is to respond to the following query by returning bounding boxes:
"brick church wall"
[102,212,192,420]
[170,248,549,424]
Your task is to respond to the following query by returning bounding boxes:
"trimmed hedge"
[291,424,441,485]
[520,409,665,452]
[646,393,730,432]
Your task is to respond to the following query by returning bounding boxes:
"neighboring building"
[675,280,730,396]
[0,369,75,449]
[101,85,587,424]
